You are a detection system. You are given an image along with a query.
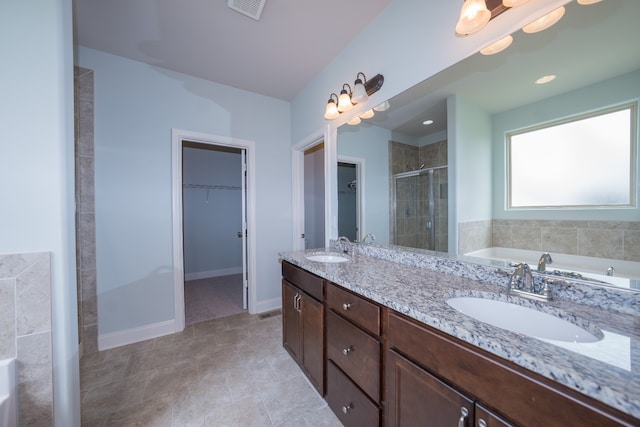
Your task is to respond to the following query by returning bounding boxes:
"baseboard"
[184,267,243,281]
[254,297,281,314]
[98,319,176,351]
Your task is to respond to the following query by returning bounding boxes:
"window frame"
[506,101,638,210]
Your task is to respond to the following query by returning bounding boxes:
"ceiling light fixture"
[480,34,513,55]
[522,6,565,33]
[535,74,556,84]
[456,0,491,35]
[324,93,340,120]
[324,73,384,120]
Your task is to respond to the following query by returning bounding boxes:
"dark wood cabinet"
[386,349,474,427]
[386,311,636,427]
[281,262,324,394]
[325,282,382,424]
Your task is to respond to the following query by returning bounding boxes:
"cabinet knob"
[342,303,351,311]
[342,403,353,414]
[342,346,353,356]
[478,420,487,427]
[458,407,469,427]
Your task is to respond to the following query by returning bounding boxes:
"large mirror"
[335,0,640,288]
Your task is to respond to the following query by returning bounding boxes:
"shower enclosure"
[392,166,448,252]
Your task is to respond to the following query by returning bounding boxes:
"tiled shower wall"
[458,219,640,262]
[390,140,448,251]
[0,252,54,425]
[74,66,98,354]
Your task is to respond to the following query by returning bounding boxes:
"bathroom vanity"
[280,247,640,426]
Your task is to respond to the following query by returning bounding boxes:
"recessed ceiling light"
[535,75,556,84]
[423,120,434,126]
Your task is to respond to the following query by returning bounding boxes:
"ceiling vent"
[227,0,267,21]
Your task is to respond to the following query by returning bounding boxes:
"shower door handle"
[237,231,243,238]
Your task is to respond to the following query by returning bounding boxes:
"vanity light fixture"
[360,109,375,119]
[522,6,565,33]
[352,73,369,104]
[324,93,340,120]
[456,0,491,35]
[337,84,354,112]
[502,0,529,7]
[480,34,513,55]
[347,116,362,126]
[324,73,384,120]
[374,100,390,112]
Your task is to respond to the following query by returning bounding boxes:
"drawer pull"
[342,303,351,311]
[342,345,353,356]
[478,420,487,427]
[458,407,469,427]
[342,403,353,414]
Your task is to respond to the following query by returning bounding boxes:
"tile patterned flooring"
[80,312,342,426]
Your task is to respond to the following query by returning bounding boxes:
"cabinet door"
[475,404,515,427]
[301,292,324,394]
[386,350,474,427]
[282,280,301,361]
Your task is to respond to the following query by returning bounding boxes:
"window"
[507,103,637,209]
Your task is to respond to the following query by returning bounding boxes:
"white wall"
[0,0,80,424]
[77,47,291,337]
[182,148,243,278]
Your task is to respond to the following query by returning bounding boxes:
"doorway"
[172,129,256,332]
[182,142,246,325]
[337,161,361,242]
[303,143,325,249]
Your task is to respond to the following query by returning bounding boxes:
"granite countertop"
[279,247,640,420]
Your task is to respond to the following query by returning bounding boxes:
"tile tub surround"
[279,247,640,420]
[0,252,54,426]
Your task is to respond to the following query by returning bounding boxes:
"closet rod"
[183,183,241,191]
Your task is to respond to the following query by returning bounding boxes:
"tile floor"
[80,312,343,426]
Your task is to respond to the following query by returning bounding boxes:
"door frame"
[171,128,257,332]
[337,156,365,242]
[292,125,336,250]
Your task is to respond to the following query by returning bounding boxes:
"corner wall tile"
[16,254,51,336]
[17,331,54,427]
[0,278,16,359]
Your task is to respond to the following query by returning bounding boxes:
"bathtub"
[464,247,640,288]
[0,359,17,427]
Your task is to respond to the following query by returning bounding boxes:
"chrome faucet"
[509,262,534,293]
[361,233,376,245]
[336,236,353,255]
[606,266,615,276]
[537,252,553,272]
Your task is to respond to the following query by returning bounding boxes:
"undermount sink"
[305,252,350,263]
[446,297,601,343]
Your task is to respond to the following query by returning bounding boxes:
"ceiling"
[73,0,391,101]
[370,0,640,138]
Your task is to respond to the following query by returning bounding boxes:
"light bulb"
[522,6,565,34]
[480,35,513,55]
[456,0,491,35]
[337,89,353,112]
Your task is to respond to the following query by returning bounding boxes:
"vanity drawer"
[282,261,324,301]
[326,310,380,402]
[326,281,380,336]
[326,360,379,427]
